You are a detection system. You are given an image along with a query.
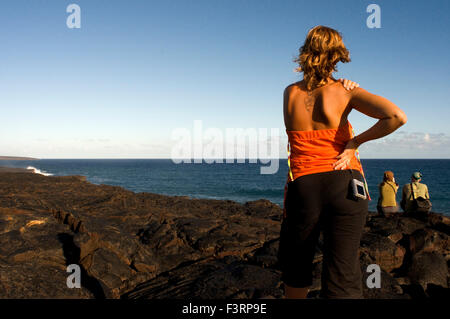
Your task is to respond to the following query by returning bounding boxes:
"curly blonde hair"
[294,25,350,91]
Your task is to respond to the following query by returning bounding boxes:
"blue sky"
[0,0,449,158]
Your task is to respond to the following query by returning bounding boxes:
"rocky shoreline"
[0,171,448,299]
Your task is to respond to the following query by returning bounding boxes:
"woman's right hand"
[333,138,359,170]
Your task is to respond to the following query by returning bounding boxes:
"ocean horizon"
[1,158,449,216]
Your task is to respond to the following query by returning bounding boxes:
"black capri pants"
[277,169,368,299]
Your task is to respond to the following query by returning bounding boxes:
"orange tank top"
[282,121,370,218]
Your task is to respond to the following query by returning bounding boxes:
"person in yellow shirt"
[401,172,431,214]
[377,171,399,217]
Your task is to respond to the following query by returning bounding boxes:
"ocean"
[1,159,449,216]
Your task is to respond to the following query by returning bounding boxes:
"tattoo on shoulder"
[304,90,315,111]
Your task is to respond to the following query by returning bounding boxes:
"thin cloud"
[359,131,450,158]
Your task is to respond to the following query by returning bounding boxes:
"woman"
[377,171,400,217]
[277,25,407,299]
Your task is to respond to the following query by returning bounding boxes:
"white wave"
[26,166,53,176]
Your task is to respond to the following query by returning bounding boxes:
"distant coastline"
[0,156,38,161]
[0,166,32,173]
[0,155,39,173]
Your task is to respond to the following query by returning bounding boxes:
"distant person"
[377,171,399,217]
[277,25,407,299]
[401,172,431,215]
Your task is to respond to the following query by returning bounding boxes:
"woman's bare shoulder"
[284,81,303,93]
[329,80,356,94]
[285,80,358,97]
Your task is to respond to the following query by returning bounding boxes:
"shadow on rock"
[57,233,106,299]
